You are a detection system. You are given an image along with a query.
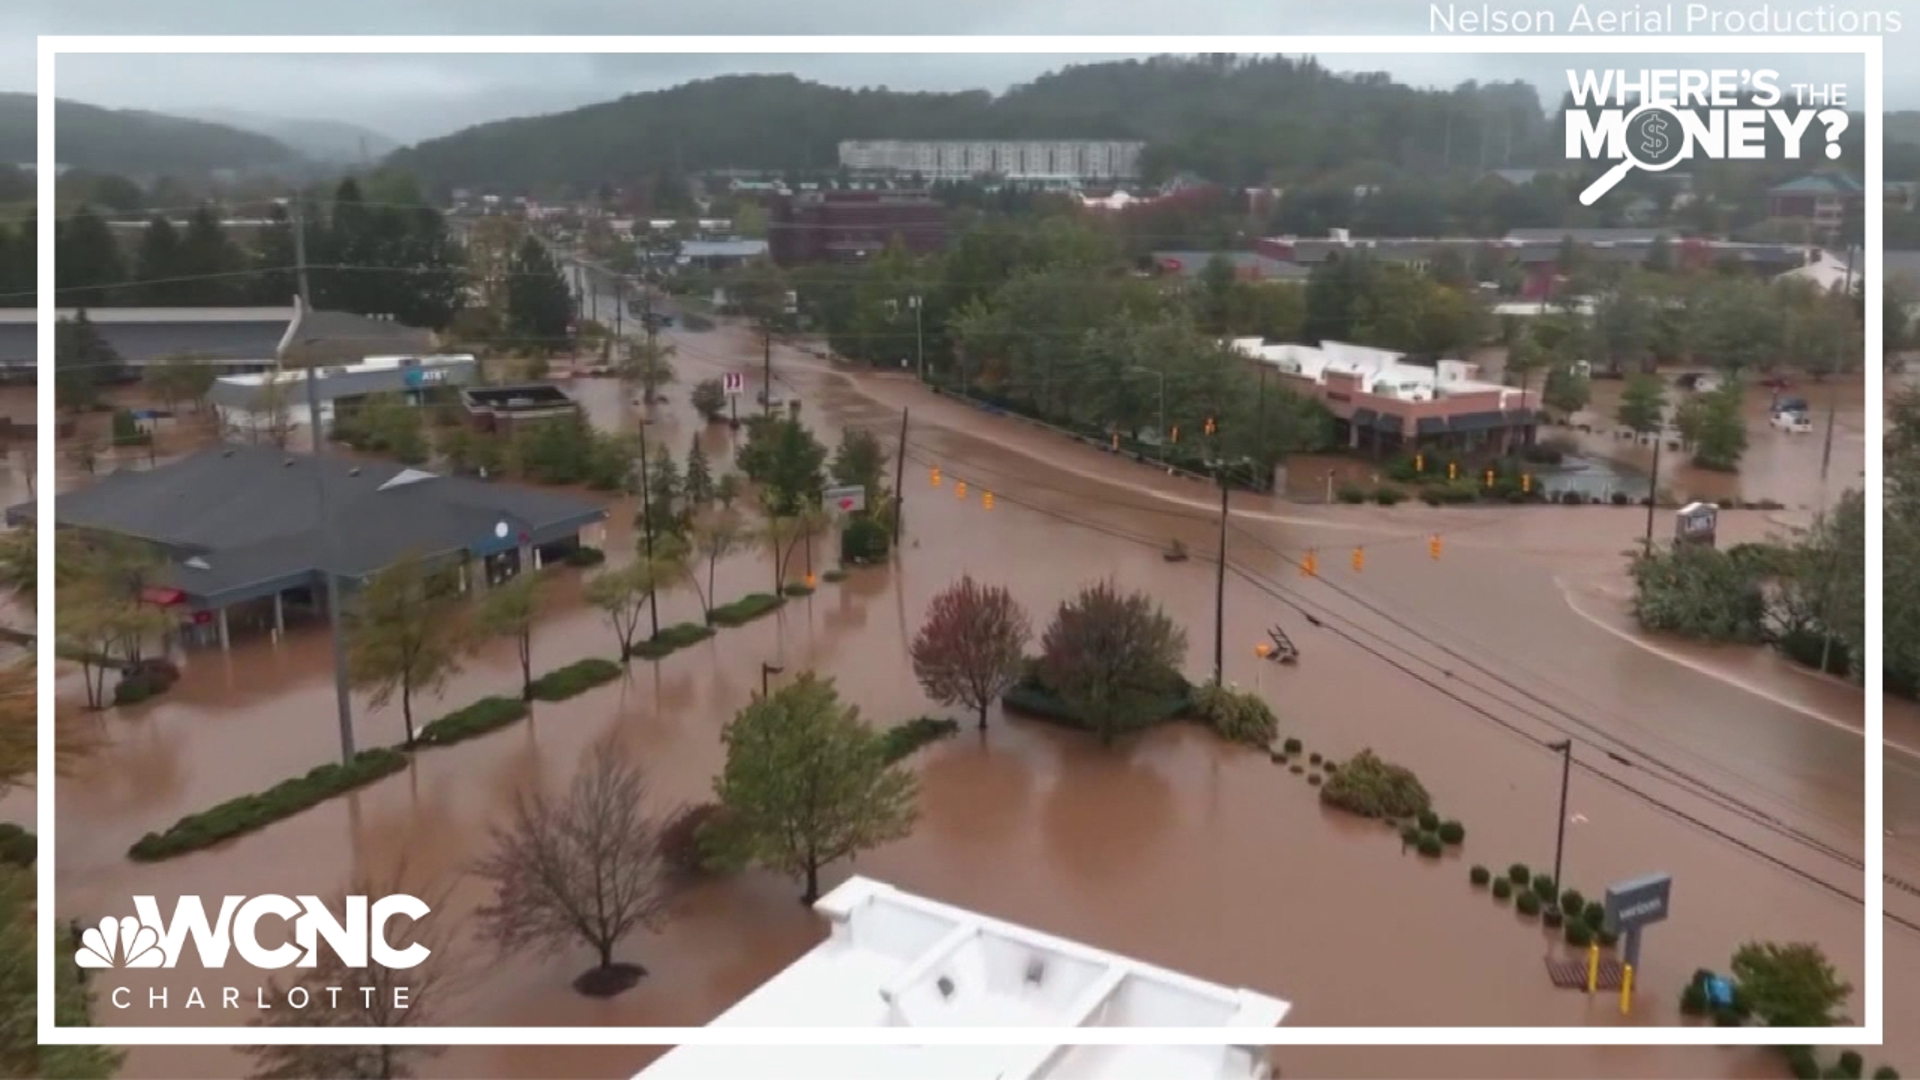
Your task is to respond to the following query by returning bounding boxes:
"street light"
[1548,739,1572,896]
[760,662,785,698]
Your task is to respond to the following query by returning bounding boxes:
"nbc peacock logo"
[75,915,166,969]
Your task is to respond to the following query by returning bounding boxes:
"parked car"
[1771,411,1814,434]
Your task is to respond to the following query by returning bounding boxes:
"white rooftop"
[1229,338,1516,403]
[637,876,1287,1080]
[215,353,476,387]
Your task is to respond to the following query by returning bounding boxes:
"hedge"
[1001,674,1191,732]
[129,748,409,861]
[529,658,623,702]
[0,824,33,868]
[629,622,717,660]
[822,568,848,583]
[417,696,529,747]
[782,582,817,597]
[710,592,787,627]
[1319,749,1433,819]
[879,716,961,764]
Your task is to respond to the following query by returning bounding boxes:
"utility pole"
[1642,435,1662,556]
[636,431,659,641]
[762,324,774,418]
[1213,469,1228,686]
[294,204,357,765]
[892,408,910,540]
[910,293,925,382]
[1549,739,1572,893]
[1816,243,1854,674]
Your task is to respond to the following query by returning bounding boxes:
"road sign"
[724,372,745,397]
[822,484,866,513]
[1603,871,1672,972]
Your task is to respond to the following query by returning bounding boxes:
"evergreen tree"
[133,215,186,306]
[506,235,573,349]
[54,205,124,306]
[178,205,240,306]
[55,310,125,412]
[0,218,34,309]
[684,435,714,509]
[247,202,299,306]
[645,445,684,539]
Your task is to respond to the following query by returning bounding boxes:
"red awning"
[139,587,185,606]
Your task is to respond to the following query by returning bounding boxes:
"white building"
[207,354,478,441]
[1773,248,1857,293]
[838,140,1145,182]
[1229,339,1523,404]
[637,876,1288,1080]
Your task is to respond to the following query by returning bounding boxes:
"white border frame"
[35,34,1883,1049]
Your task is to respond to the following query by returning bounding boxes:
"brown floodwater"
[24,318,1912,1079]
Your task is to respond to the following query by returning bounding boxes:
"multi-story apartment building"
[837,139,1145,182]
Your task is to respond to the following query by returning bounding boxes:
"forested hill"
[0,93,299,176]
[384,56,1556,194]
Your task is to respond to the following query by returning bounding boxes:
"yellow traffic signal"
[804,572,818,589]
[983,491,994,511]
[1414,452,1425,473]
[1351,546,1364,573]
[1447,461,1458,481]
[1204,416,1217,437]
[1301,550,1318,577]
[1428,533,1442,561]
[1170,424,1180,444]
[1484,468,1495,488]
[955,480,968,499]
[930,467,942,487]
[1111,432,1121,451]
[1521,472,1533,494]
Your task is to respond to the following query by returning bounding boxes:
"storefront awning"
[139,586,185,606]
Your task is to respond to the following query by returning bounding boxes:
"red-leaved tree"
[909,575,1032,731]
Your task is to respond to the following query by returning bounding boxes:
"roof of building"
[1487,168,1552,186]
[636,876,1287,1080]
[10,444,604,606]
[1768,173,1864,196]
[280,301,436,367]
[1503,227,1678,244]
[678,239,770,259]
[1151,251,1310,281]
[0,306,295,366]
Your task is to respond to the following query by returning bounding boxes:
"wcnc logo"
[76,895,432,971]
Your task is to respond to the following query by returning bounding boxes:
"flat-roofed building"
[637,876,1288,1080]
[838,140,1144,182]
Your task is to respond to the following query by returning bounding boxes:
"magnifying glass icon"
[1579,102,1689,206]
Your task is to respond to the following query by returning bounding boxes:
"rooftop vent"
[935,976,956,1000]
[1024,958,1046,986]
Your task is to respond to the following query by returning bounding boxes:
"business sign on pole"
[1675,503,1717,547]
[822,484,866,514]
[1603,871,1672,970]
[724,372,745,398]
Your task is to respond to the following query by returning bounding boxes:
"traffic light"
[1521,472,1533,494]
[1301,550,1318,577]
[983,491,995,511]
[1170,424,1180,444]
[1204,416,1217,437]
[1447,461,1458,481]
[930,467,942,487]
[1484,468,1496,488]
[956,480,968,499]
[1111,432,1121,451]
[1428,533,1442,561]
[1351,546,1365,573]
[1414,452,1425,473]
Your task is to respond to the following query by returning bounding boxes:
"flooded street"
[30,316,1908,1079]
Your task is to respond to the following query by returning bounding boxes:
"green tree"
[347,555,465,748]
[178,205,241,306]
[478,573,541,701]
[1038,579,1188,746]
[133,215,187,305]
[585,560,665,660]
[505,235,573,350]
[684,436,714,509]
[0,867,123,1079]
[144,353,218,413]
[1617,373,1668,436]
[1542,360,1592,416]
[1688,384,1748,472]
[621,337,677,403]
[690,378,727,423]
[246,202,300,306]
[715,672,919,903]
[829,427,889,508]
[1629,544,1768,643]
[1730,941,1852,1028]
[55,205,124,305]
[676,507,749,623]
[643,444,684,541]
[738,417,827,516]
[55,311,125,413]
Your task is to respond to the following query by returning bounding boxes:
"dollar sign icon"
[1640,115,1670,159]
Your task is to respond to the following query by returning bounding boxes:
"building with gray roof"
[10,443,606,649]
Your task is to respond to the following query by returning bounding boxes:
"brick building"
[769,190,947,266]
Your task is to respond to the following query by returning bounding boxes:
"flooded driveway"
[37,315,1906,1079]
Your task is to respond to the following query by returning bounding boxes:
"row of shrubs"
[417,696,528,747]
[628,621,717,660]
[1001,666,1193,735]
[529,658,623,702]
[1776,1045,1900,1080]
[1466,862,1623,945]
[128,748,410,861]
[710,592,788,627]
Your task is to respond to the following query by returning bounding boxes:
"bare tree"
[910,575,1032,731]
[472,741,673,996]
[676,507,749,622]
[244,871,463,1080]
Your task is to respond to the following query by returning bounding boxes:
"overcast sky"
[0,0,1901,144]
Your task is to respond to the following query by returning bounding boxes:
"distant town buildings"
[838,139,1145,182]
[1766,173,1863,232]
[769,190,947,266]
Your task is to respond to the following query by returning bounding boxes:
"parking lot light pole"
[1549,739,1572,893]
